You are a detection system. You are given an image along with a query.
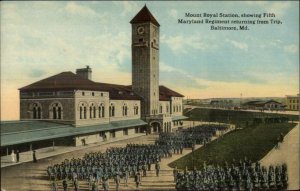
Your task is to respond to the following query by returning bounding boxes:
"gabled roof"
[130,5,160,27]
[159,85,184,101]
[19,72,97,91]
[19,72,184,101]
[19,72,141,100]
[243,99,282,106]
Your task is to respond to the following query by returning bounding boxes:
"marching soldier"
[124,168,129,187]
[102,174,109,191]
[91,181,98,191]
[114,171,121,191]
[62,178,68,191]
[173,166,178,182]
[73,178,80,191]
[50,180,58,191]
[135,171,141,188]
[155,161,160,177]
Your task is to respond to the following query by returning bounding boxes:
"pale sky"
[1,1,299,120]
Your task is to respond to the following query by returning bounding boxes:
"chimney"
[76,65,92,80]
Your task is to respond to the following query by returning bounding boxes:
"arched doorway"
[150,121,161,133]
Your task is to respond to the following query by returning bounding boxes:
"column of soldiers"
[157,124,230,149]
[175,160,288,191]
[48,143,172,190]
[48,124,230,190]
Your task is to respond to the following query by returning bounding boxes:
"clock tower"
[130,5,160,118]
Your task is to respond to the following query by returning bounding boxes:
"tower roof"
[130,5,160,27]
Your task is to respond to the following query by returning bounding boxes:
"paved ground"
[0,133,200,191]
[1,134,145,168]
[1,122,298,191]
[1,134,155,191]
[260,123,299,190]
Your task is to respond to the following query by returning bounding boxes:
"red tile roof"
[19,72,141,100]
[159,85,184,101]
[19,72,184,101]
[130,5,160,27]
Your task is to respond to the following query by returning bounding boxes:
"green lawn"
[169,123,297,170]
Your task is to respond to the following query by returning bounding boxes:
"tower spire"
[130,5,160,26]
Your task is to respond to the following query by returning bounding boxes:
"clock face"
[137,26,145,35]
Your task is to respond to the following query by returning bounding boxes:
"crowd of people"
[175,160,288,191]
[46,124,236,191]
[47,142,177,190]
[156,124,230,148]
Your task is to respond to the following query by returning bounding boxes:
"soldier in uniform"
[33,150,37,163]
[114,171,121,191]
[124,168,129,187]
[135,171,141,188]
[173,166,178,182]
[62,178,68,191]
[51,180,58,191]
[73,178,80,191]
[155,161,160,177]
[102,174,109,191]
[91,181,98,191]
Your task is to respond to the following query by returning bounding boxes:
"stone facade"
[132,22,160,117]
[109,100,141,122]
[18,6,185,147]
[20,92,75,125]
[286,94,300,111]
[171,97,183,116]
[74,90,110,127]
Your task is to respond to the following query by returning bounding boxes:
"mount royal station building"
[1,6,187,155]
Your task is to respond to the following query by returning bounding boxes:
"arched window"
[80,107,83,119]
[166,105,169,113]
[109,103,115,117]
[50,102,63,120]
[37,107,41,119]
[93,106,96,118]
[159,105,163,113]
[79,102,87,120]
[31,103,42,119]
[179,105,181,112]
[176,105,179,112]
[88,103,96,119]
[83,107,87,119]
[53,107,57,119]
[134,105,139,115]
[58,107,61,119]
[89,106,92,118]
[99,103,105,118]
[122,104,128,116]
[33,107,37,119]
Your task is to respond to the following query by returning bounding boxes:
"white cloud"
[114,1,139,16]
[65,2,98,17]
[246,1,291,16]
[284,44,298,54]
[168,9,178,19]
[161,34,216,54]
[226,39,248,51]
[267,2,291,16]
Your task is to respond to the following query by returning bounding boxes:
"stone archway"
[150,121,162,133]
